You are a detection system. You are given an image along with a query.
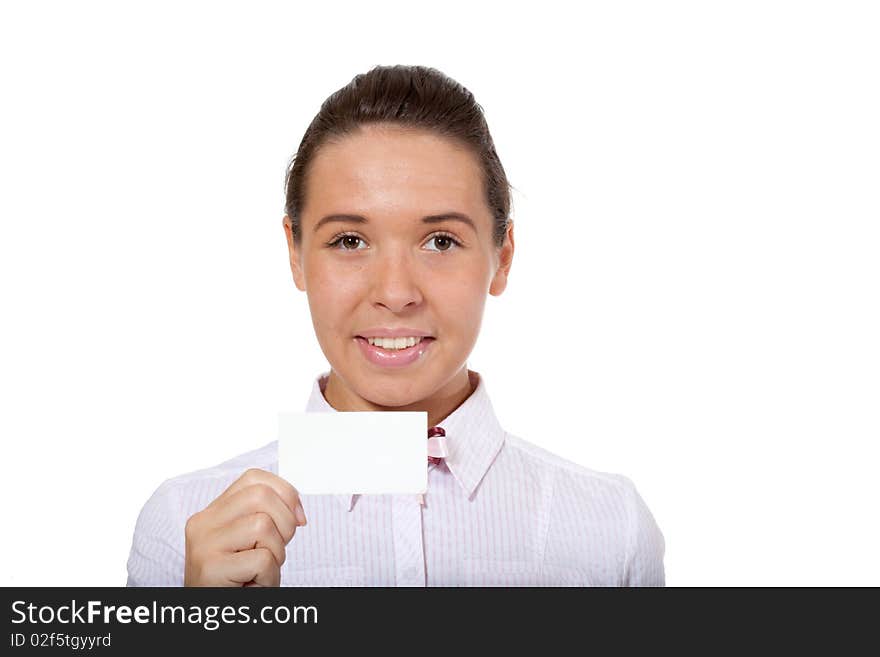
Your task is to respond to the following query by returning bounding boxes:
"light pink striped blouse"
[126,369,665,586]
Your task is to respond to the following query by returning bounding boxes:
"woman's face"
[283,124,514,413]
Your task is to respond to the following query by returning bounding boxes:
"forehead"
[303,125,486,221]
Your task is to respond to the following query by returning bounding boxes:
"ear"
[283,215,306,291]
[489,220,515,297]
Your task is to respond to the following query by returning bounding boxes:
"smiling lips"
[354,335,435,368]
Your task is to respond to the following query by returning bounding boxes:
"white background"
[1,1,877,586]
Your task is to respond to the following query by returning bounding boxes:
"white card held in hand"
[278,411,428,495]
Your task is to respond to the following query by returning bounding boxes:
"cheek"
[434,269,490,332]
[305,262,363,328]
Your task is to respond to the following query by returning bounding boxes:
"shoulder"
[503,433,665,585]
[138,440,278,525]
[163,440,278,488]
[504,432,636,499]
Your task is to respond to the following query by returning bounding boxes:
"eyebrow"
[313,212,477,233]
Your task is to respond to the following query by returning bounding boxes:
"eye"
[424,232,463,253]
[326,232,366,251]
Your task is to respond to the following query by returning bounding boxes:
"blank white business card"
[277,411,428,495]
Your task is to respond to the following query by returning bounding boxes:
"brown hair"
[284,65,513,248]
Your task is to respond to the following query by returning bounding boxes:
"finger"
[213,468,306,523]
[211,512,287,567]
[224,547,280,587]
[211,484,299,544]
[218,468,304,517]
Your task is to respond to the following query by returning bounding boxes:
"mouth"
[354,335,436,368]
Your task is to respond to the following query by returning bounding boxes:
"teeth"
[366,336,424,350]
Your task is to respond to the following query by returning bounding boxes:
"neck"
[322,368,477,427]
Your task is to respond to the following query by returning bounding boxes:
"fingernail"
[296,504,307,526]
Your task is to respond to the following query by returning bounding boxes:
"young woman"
[126,65,665,587]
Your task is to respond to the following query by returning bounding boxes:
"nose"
[370,248,424,312]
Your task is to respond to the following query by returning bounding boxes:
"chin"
[355,379,426,408]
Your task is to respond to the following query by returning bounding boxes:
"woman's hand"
[184,468,307,587]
